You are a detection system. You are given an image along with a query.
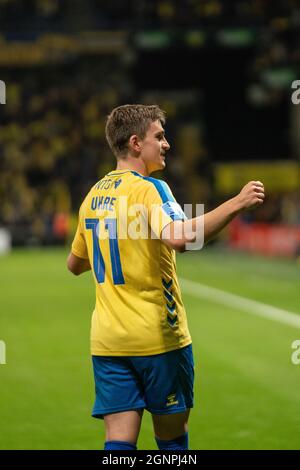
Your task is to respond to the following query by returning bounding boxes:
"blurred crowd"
[0,0,300,32]
[0,59,133,245]
[0,56,299,246]
[0,0,300,246]
[0,59,212,245]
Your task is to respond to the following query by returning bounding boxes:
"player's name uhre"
[90,194,171,216]
[91,195,116,212]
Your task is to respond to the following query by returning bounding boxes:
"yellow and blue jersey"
[72,169,192,356]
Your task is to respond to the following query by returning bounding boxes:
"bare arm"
[161,180,265,252]
[67,252,91,276]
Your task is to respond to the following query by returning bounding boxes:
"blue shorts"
[91,344,194,419]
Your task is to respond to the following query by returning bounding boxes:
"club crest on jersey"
[114,179,122,189]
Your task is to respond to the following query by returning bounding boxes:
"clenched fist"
[236,181,265,211]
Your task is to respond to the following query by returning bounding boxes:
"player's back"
[73,169,191,356]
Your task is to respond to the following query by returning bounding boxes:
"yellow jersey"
[71,169,192,356]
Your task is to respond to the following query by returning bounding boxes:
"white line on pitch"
[180,278,300,330]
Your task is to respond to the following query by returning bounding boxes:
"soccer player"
[67,104,265,450]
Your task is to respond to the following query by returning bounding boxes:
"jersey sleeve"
[142,178,187,239]
[71,203,89,259]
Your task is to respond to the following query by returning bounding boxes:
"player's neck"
[115,156,149,176]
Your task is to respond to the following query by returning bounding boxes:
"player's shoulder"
[130,172,175,202]
[141,176,175,203]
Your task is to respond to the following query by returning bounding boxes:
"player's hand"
[236,180,265,211]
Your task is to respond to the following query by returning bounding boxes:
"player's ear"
[128,134,142,153]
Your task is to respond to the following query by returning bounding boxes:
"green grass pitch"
[0,247,299,449]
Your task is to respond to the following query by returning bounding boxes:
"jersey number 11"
[85,218,125,285]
